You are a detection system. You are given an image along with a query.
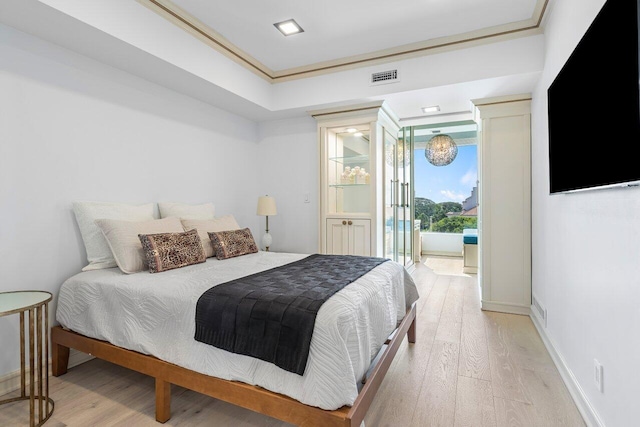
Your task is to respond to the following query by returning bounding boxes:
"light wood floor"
[1,256,585,427]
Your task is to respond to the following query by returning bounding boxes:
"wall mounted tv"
[548,0,640,194]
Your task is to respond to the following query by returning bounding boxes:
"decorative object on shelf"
[385,142,411,166]
[256,195,277,251]
[341,166,369,184]
[341,166,352,184]
[425,134,457,166]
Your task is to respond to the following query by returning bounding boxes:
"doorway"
[402,121,478,275]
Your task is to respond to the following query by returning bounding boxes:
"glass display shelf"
[328,155,369,165]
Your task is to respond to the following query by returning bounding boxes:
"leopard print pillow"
[208,228,258,260]
[138,229,206,273]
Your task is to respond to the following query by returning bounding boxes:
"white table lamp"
[256,195,277,251]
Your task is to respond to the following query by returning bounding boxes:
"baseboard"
[0,349,94,397]
[530,313,605,427]
[422,250,463,257]
[481,300,531,315]
[405,263,416,274]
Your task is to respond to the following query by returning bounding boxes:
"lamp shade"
[256,196,277,216]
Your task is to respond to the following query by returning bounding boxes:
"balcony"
[420,230,478,275]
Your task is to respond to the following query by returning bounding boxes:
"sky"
[413,145,477,203]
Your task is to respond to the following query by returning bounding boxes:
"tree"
[414,198,466,230]
[439,202,462,214]
[432,216,477,233]
[414,197,436,230]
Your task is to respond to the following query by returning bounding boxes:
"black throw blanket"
[194,254,388,375]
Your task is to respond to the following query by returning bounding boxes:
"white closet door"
[474,96,531,315]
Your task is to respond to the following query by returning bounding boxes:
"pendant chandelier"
[424,134,458,166]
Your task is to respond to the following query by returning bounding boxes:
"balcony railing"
[420,231,464,256]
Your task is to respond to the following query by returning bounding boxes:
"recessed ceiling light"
[354,132,363,137]
[421,105,440,114]
[346,128,357,133]
[274,19,304,36]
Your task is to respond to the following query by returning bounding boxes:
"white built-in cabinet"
[472,94,532,315]
[326,219,371,256]
[311,101,401,258]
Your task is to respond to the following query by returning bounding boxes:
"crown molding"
[137,0,274,81]
[138,0,549,84]
[308,100,386,118]
[471,93,533,107]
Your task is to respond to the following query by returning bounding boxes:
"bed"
[52,251,418,426]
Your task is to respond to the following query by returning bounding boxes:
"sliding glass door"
[384,130,396,261]
[383,127,414,267]
[399,127,413,266]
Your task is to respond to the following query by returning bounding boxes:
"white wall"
[531,1,640,425]
[273,35,545,111]
[0,24,260,376]
[36,0,273,109]
[257,117,319,254]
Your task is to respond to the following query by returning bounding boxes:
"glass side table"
[0,291,54,426]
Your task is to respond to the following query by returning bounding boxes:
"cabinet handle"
[342,220,347,225]
[406,183,410,208]
[390,179,394,208]
[348,220,353,225]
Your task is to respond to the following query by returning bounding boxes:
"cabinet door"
[349,219,371,256]
[326,219,371,256]
[326,219,349,255]
[325,126,371,215]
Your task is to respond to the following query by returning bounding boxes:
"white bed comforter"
[56,252,419,410]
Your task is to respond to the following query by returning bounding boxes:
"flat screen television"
[548,0,640,194]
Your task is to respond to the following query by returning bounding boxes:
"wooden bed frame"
[51,302,416,427]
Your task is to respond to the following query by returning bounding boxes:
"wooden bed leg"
[407,316,416,343]
[51,341,70,377]
[155,378,171,423]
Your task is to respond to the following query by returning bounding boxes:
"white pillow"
[181,215,241,258]
[158,202,215,220]
[95,217,184,274]
[73,202,155,271]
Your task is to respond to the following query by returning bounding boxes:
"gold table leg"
[20,312,25,398]
[37,306,43,423]
[29,308,35,427]
[45,303,49,418]
[0,300,55,426]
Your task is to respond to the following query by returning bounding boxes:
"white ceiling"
[172,0,538,70]
[0,0,544,122]
[378,72,541,124]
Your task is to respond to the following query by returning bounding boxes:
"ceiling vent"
[370,69,399,86]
